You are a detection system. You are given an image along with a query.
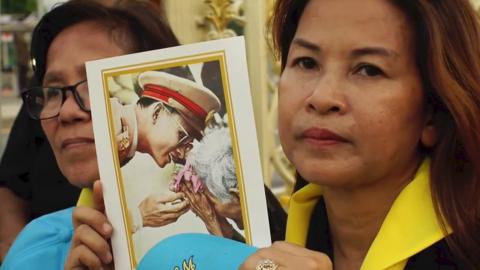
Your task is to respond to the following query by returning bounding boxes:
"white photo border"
[86,37,270,269]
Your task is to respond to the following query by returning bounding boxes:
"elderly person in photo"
[172,127,244,241]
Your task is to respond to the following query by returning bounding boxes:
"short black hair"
[30,0,180,84]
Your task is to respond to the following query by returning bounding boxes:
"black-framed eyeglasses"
[21,79,90,120]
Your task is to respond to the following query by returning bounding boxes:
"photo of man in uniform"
[104,64,233,261]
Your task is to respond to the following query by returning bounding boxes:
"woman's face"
[41,21,126,188]
[278,0,436,188]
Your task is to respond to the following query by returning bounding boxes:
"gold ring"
[255,258,278,270]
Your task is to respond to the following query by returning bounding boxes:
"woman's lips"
[61,137,95,149]
[300,128,348,146]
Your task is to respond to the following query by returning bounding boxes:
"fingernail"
[105,251,112,263]
[103,223,112,234]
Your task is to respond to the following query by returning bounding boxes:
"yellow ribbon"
[76,188,94,207]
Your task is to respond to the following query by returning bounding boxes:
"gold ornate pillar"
[163,1,208,44]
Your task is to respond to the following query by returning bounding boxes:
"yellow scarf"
[76,188,94,207]
[285,160,451,270]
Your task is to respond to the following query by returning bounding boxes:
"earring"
[421,126,437,148]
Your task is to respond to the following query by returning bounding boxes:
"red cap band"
[142,84,207,120]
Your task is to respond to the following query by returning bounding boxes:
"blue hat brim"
[137,233,257,270]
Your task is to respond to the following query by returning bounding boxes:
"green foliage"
[1,0,37,15]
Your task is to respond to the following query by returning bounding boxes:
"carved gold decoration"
[198,0,245,40]
[265,53,295,196]
[255,0,295,197]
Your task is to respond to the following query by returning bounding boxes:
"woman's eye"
[45,88,61,99]
[293,57,318,70]
[356,64,385,77]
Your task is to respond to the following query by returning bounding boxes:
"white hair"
[189,127,237,203]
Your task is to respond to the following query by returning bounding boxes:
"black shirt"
[0,104,80,218]
[305,197,463,269]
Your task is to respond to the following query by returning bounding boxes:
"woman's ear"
[421,107,437,148]
[421,125,437,148]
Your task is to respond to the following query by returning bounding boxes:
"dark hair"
[136,96,158,109]
[271,0,480,268]
[270,0,308,71]
[30,0,180,84]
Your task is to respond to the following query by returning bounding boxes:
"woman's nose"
[58,92,90,123]
[305,75,348,115]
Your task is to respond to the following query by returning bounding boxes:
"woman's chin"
[294,159,361,188]
[62,167,100,189]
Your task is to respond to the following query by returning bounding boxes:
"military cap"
[138,71,221,137]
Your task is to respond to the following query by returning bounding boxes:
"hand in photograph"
[204,187,243,229]
[179,180,235,238]
[138,192,190,227]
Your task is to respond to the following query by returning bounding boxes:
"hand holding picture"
[65,181,114,270]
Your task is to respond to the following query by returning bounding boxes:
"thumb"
[93,180,106,213]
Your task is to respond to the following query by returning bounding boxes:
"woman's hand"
[138,192,190,227]
[239,241,332,270]
[64,181,114,270]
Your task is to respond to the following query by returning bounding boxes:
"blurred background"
[2,0,480,203]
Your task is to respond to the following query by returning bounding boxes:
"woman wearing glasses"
[0,0,201,269]
[24,70,220,170]
[23,67,222,244]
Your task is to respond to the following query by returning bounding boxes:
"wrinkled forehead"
[35,19,135,85]
[43,21,127,85]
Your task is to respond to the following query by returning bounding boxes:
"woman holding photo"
[241,0,480,269]
[35,0,480,269]
[0,1,190,269]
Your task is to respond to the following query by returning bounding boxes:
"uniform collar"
[285,159,452,270]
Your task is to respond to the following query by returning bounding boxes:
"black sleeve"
[0,104,80,218]
[264,185,287,242]
[405,239,464,269]
[0,104,36,197]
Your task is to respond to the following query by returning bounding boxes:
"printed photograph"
[86,37,270,269]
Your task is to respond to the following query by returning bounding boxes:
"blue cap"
[137,233,257,270]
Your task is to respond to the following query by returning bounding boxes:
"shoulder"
[0,208,74,270]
